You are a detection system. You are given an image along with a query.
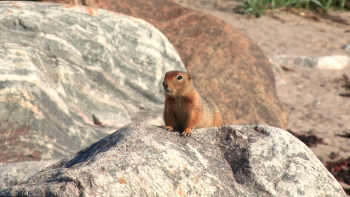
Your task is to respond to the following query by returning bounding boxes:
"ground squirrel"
[162,71,222,137]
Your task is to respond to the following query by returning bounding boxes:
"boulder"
[0,160,57,191]
[0,123,345,196]
[39,0,289,129]
[0,2,185,163]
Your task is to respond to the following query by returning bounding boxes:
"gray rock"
[0,123,345,196]
[269,54,318,68]
[0,160,57,191]
[0,2,185,163]
[343,42,350,52]
[269,54,350,70]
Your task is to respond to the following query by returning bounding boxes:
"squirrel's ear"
[188,73,192,80]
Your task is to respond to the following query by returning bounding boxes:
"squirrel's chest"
[174,98,187,114]
[174,98,197,119]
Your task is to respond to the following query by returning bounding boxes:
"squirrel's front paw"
[180,128,192,137]
[158,125,173,132]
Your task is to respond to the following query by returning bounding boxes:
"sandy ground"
[174,0,350,191]
[176,0,350,57]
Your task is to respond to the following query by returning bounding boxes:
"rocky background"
[0,0,348,196]
[38,0,289,129]
[0,1,186,163]
[0,0,288,163]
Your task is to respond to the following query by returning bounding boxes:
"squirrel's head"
[163,71,193,97]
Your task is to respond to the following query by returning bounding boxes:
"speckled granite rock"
[0,2,185,163]
[0,123,345,196]
[0,160,57,191]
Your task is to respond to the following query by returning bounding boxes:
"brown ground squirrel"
[162,71,222,137]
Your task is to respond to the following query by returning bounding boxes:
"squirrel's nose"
[163,82,168,89]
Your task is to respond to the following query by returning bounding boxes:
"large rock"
[39,0,289,129]
[0,123,345,196]
[0,2,185,163]
[0,160,57,191]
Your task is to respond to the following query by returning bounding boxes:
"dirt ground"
[175,0,350,191]
[176,0,350,57]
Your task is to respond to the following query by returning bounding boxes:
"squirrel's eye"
[177,75,183,80]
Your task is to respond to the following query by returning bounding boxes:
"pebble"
[342,42,350,52]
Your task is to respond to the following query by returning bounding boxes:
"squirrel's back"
[199,97,222,128]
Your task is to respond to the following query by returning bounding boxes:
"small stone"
[342,42,350,52]
[317,55,350,70]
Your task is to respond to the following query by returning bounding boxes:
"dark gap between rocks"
[287,129,327,147]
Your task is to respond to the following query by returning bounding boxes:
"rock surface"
[40,0,289,129]
[0,2,185,163]
[0,160,57,191]
[0,123,346,196]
